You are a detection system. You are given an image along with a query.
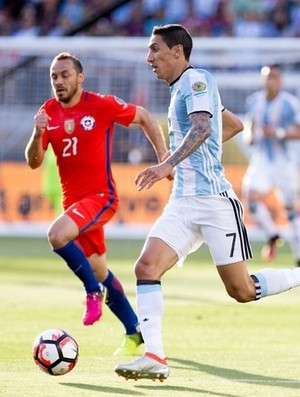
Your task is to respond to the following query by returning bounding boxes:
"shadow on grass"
[137,384,239,396]
[60,381,238,397]
[59,382,143,395]
[170,357,300,388]
[60,357,300,396]
[136,358,300,396]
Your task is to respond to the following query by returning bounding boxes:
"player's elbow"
[235,119,244,134]
[230,120,244,138]
[29,162,42,170]
[26,156,43,169]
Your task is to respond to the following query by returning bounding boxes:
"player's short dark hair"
[52,52,83,73]
[152,24,193,61]
[265,63,282,72]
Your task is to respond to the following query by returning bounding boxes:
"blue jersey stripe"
[169,68,231,197]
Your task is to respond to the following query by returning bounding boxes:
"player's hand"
[34,109,51,135]
[135,162,173,191]
[262,125,276,138]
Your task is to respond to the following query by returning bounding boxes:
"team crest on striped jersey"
[64,119,75,134]
[80,115,96,131]
[192,81,206,92]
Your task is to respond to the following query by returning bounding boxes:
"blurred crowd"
[0,0,300,38]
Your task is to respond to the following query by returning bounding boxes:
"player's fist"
[34,109,51,133]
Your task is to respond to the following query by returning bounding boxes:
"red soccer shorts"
[65,194,119,257]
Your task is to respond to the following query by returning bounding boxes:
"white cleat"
[115,355,169,381]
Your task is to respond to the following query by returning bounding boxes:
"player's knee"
[134,255,157,279]
[226,285,254,303]
[47,227,65,248]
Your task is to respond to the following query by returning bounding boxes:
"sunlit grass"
[0,237,300,397]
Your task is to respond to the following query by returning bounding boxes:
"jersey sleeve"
[102,95,137,126]
[182,70,211,116]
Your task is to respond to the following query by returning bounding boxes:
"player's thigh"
[242,157,272,195]
[146,199,203,268]
[48,213,79,246]
[135,236,179,280]
[66,194,118,233]
[200,191,252,265]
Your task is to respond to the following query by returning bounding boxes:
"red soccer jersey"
[42,91,137,209]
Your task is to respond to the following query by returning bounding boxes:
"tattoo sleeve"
[167,112,211,168]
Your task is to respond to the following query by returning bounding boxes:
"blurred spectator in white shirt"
[12,4,39,37]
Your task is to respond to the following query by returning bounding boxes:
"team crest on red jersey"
[80,115,96,131]
[64,119,75,134]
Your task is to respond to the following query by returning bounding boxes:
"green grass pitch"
[1,236,300,397]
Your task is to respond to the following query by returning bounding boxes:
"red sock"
[145,352,167,365]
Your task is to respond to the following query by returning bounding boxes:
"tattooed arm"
[135,112,211,191]
[166,112,210,168]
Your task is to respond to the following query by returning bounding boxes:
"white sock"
[137,283,165,359]
[253,267,300,298]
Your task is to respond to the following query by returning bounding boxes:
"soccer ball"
[33,329,79,376]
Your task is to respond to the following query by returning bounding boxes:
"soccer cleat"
[83,291,103,326]
[261,234,283,262]
[113,332,144,356]
[115,353,169,381]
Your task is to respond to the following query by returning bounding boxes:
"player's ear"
[173,44,183,59]
[78,72,85,84]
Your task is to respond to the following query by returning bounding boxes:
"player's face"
[50,59,84,105]
[147,34,179,84]
[264,68,281,96]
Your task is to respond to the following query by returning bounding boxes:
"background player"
[242,64,300,264]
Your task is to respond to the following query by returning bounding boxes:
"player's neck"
[266,89,279,101]
[169,62,191,85]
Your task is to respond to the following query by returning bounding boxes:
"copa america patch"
[80,115,96,131]
[192,81,206,92]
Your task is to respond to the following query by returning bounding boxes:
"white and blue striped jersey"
[168,67,231,198]
[245,90,300,162]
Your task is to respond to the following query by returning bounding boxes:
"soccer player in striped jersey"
[242,64,300,264]
[25,52,169,355]
[115,24,300,381]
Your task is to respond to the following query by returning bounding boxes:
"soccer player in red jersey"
[25,52,169,355]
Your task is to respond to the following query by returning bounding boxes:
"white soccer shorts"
[148,188,252,266]
[242,154,299,207]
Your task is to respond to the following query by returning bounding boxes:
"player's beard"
[55,85,79,104]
